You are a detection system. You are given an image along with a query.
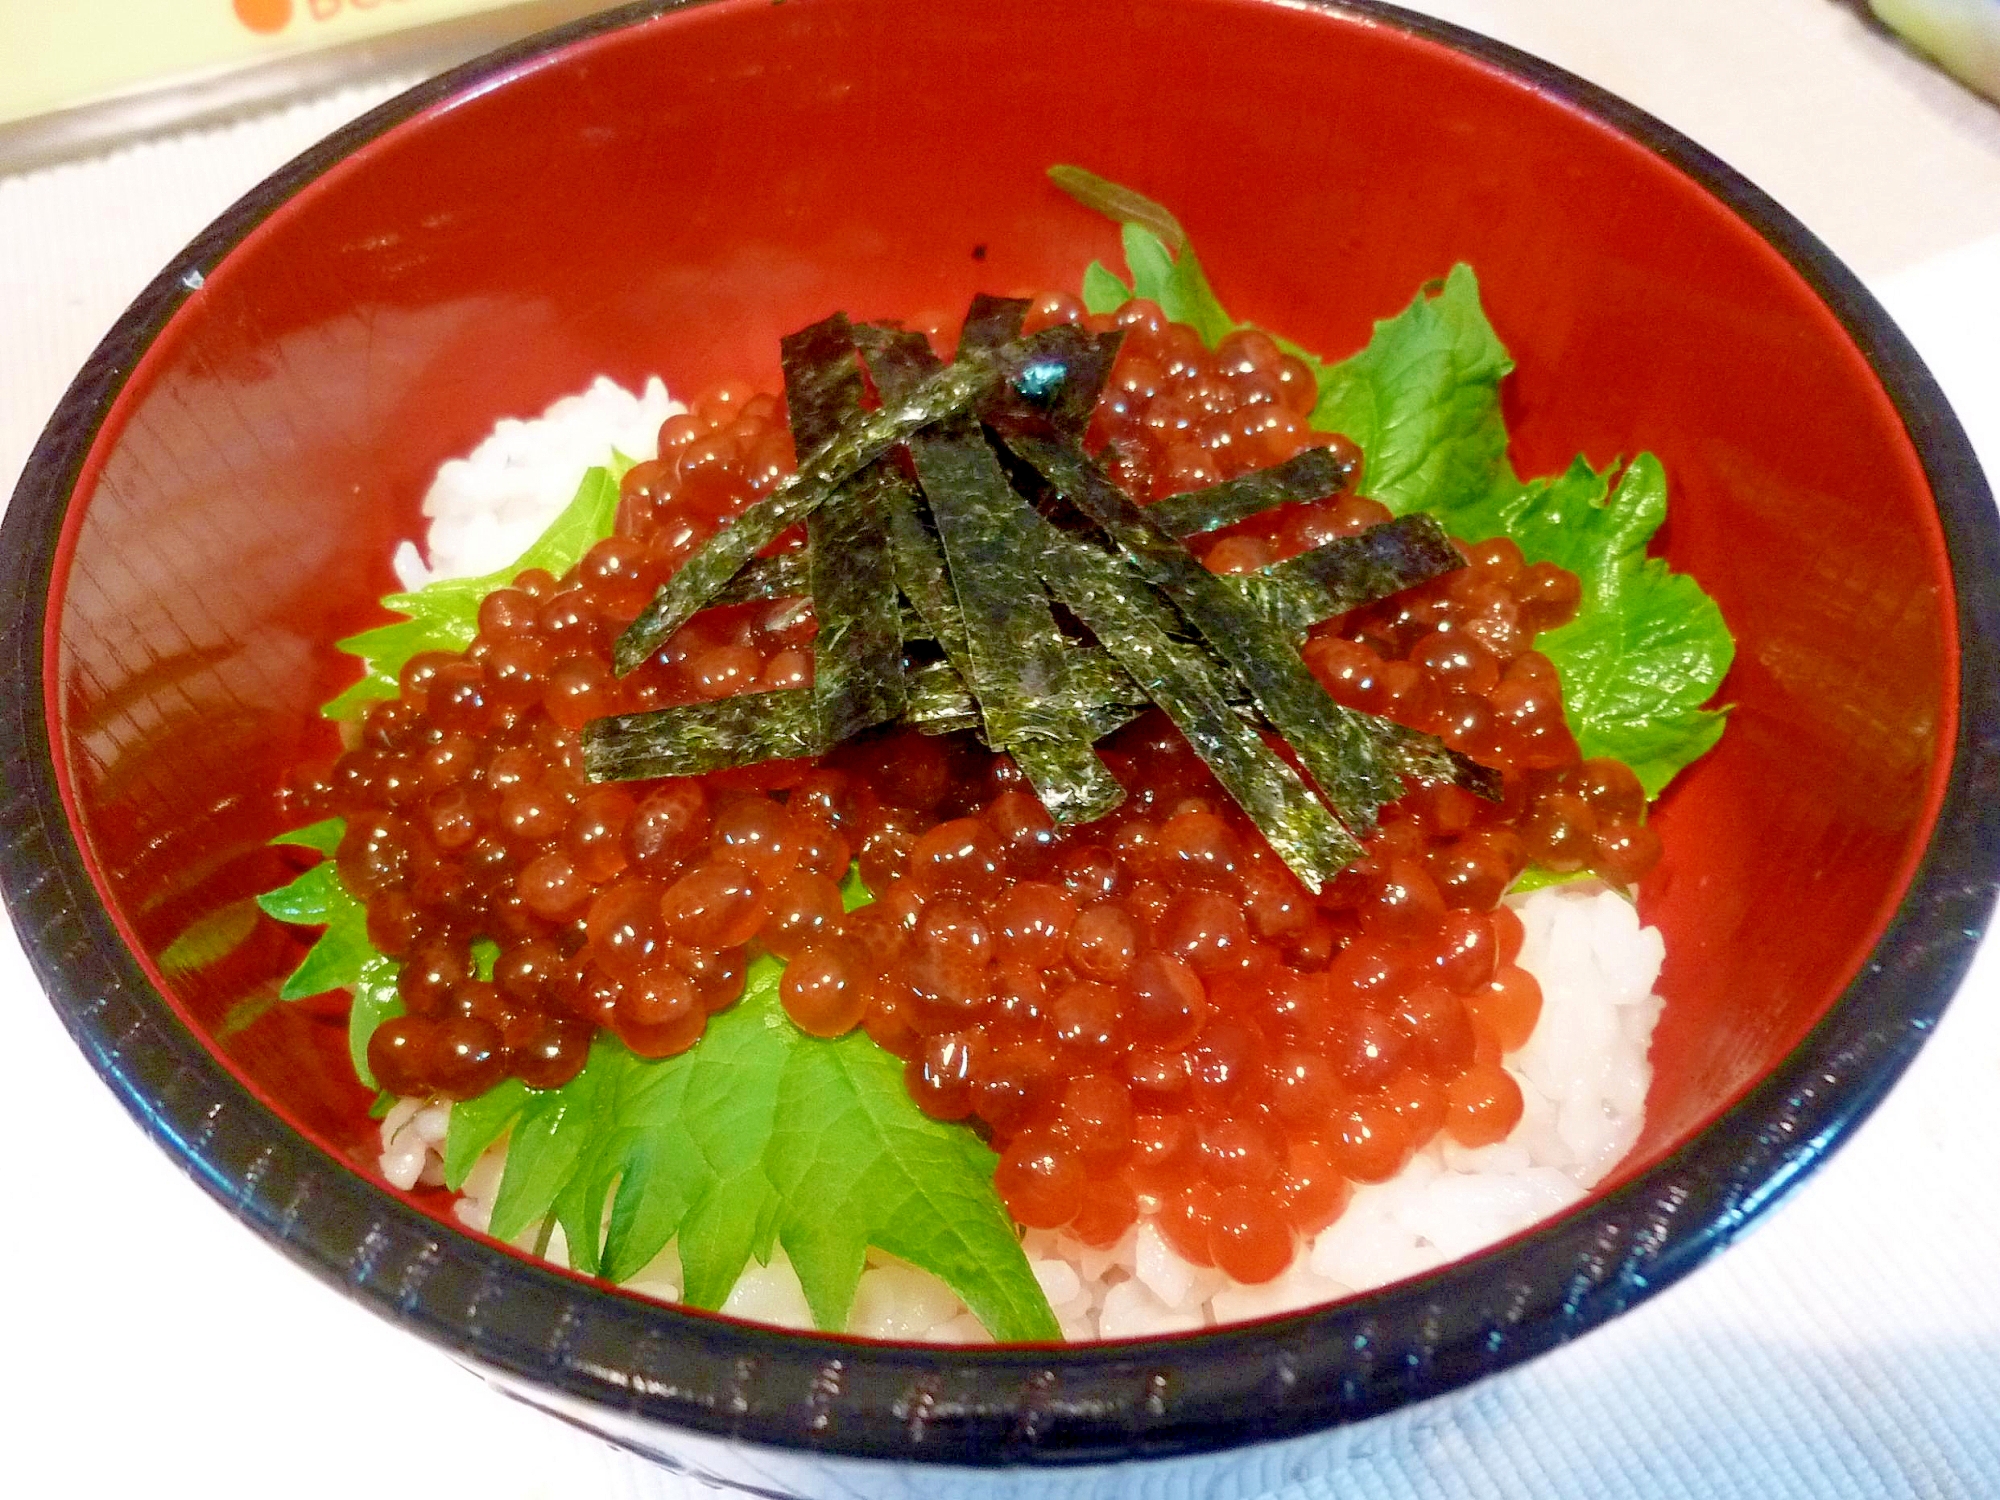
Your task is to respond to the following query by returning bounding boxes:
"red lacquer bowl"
[3,0,1995,1491]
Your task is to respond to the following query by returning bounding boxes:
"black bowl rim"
[3,0,1996,1471]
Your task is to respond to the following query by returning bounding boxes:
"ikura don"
[262,171,1729,1342]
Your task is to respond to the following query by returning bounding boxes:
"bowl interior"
[43,0,1951,1255]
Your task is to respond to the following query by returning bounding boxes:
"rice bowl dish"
[268,191,1714,1343]
[8,0,1990,1481]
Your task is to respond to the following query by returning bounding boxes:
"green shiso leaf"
[1115,221,1240,349]
[272,817,345,855]
[259,816,404,1086]
[256,836,377,1001]
[1495,457,1732,797]
[259,824,1056,1337]
[453,949,1059,1341]
[1306,264,1514,518]
[766,1010,1054,1341]
[1508,865,1597,896]
[1309,289,1729,796]
[322,464,621,720]
[1067,170,1734,800]
[443,1077,532,1189]
[1081,260,1130,316]
[347,957,402,1092]
[1048,167,1235,346]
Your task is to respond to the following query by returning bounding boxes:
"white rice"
[374,378,1668,1342]
[391,374,680,591]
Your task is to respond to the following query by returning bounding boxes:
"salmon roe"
[291,296,1662,1285]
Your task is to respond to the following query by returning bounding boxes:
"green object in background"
[1870,0,2000,101]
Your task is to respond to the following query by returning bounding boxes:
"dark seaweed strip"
[1146,447,1357,539]
[582,690,823,781]
[1036,527,1359,888]
[983,323,1124,442]
[906,413,1089,744]
[1001,430,1406,833]
[810,465,910,742]
[901,645,1144,742]
[612,354,1004,673]
[1233,513,1462,637]
[855,322,945,396]
[851,322,949,656]
[882,476,974,669]
[784,310,909,744]
[1066,644,1152,720]
[909,413,1122,823]
[902,659,983,736]
[780,313,865,456]
[712,551,809,605]
[956,294,1029,356]
[1010,739,1123,823]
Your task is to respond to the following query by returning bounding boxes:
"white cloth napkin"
[4,6,1998,1496]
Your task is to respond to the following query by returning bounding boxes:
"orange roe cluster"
[289,295,1663,1286]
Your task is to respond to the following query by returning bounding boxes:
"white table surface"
[5,3,2000,1496]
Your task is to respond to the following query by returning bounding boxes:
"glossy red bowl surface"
[5,0,1995,1480]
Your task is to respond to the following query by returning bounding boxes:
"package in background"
[0,0,617,167]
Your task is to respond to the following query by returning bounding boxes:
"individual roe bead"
[780,943,870,1038]
[994,1131,1086,1229]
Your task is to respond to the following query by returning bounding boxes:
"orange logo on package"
[234,0,431,31]
[232,0,295,31]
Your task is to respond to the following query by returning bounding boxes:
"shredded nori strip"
[855,322,945,396]
[956,294,1029,356]
[1146,446,1357,539]
[881,473,975,669]
[1036,525,1360,887]
[582,690,824,781]
[612,351,1007,673]
[810,467,910,740]
[1369,718,1504,800]
[901,658,984,736]
[908,412,1123,822]
[899,633,1145,743]
[1232,513,1462,637]
[781,313,866,454]
[1067,645,1153,724]
[1010,739,1122,824]
[999,429,1414,833]
[712,550,810,605]
[985,322,1124,442]
[595,305,1489,864]
[784,316,909,743]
